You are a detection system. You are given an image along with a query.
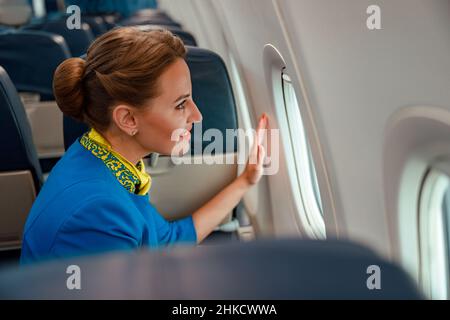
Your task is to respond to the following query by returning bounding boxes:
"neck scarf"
[79,128,151,195]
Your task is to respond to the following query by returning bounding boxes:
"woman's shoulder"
[35,176,129,222]
[30,140,127,220]
[43,140,116,190]
[26,178,121,226]
[52,139,110,177]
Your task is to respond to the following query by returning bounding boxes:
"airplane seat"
[132,9,173,21]
[0,30,71,172]
[186,47,238,154]
[63,47,239,242]
[65,0,157,19]
[63,115,87,151]
[0,66,43,252]
[80,16,109,37]
[0,0,32,27]
[137,24,198,47]
[0,30,70,97]
[22,19,95,57]
[99,14,121,30]
[9,0,110,39]
[120,16,182,29]
[31,14,110,38]
[0,239,424,299]
[42,0,61,14]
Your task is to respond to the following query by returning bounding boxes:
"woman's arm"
[192,114,268,243]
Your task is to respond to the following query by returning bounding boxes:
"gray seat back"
[0,66,42,250]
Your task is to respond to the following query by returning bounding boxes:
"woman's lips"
[180,130,191,141]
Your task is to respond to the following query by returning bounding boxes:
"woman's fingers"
[249,114,269,165]
[243,114,269,185]
[257,144,266,168]
[256,113,268,145]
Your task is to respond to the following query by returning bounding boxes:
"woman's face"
[134,58,202,156]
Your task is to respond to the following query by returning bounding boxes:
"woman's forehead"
[158,59,191,99]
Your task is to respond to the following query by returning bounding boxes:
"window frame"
[280,71,325,238]
[418,164,450,299]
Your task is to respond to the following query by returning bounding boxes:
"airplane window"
[419,169,450,299]
[281,72,325,238]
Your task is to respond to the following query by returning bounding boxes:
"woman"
[20,27,267,264]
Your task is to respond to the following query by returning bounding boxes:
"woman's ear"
[111,105,139,136]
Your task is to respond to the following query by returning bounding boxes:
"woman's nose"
[189,101,203,123]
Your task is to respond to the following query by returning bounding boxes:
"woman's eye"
[176,101,186,110]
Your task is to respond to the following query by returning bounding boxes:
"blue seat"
[100,14,120,30]
[81,16,109,37]
[65,0,158,18]
[0,239,423,299]
[133,9,173,21]
[119,7,182,29]
[120,16,182,29]
[0,30,71,98]
[31,14,110,38]
[137,25,198,46]
[0,30,71,173]
[42,0,60,14]
[0,66,43,251]
[22,18,95,57]
[64,47,238,155]
[0,66,42,189]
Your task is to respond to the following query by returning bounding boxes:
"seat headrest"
[187,47,238,153]
[23,19,95,57]
[0,239,423,299]
[64,47,238,155]
[0,0,32,27]
[120,16,182,29]
[0,30,71,97]
[0,66,42,189]
[81,16,108,37]
[133,9,172,20]
[65,0,158,18]
[137,25,197,46]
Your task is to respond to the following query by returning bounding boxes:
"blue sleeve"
[152,210,198,246]
[50,196,144,259]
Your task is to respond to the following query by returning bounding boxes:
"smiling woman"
[20,27,267,264]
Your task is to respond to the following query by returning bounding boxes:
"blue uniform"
[20,140,197,264]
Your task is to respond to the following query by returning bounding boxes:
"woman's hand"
[240,113,268,186]
[192,114,269,243]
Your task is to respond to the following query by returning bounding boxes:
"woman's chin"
[168,141,191,158]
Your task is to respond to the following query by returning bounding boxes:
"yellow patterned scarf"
[79,128,151,195]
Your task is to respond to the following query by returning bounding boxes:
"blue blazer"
[20,140,197,264]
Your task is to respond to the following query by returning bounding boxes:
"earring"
[131,129,138,136]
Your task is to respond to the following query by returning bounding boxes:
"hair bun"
[53,57,86,121]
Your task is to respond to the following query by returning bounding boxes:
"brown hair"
[53,27,187,130]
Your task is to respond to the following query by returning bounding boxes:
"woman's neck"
[101,129,146,165]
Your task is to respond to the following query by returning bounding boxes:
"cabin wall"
[159,0,450,260]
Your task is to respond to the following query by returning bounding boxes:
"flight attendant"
[20,27,267,264]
